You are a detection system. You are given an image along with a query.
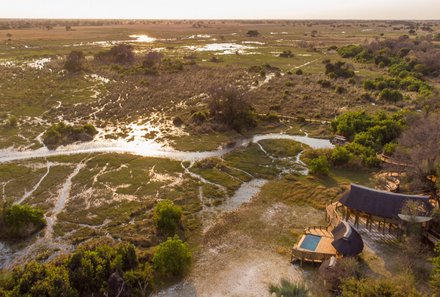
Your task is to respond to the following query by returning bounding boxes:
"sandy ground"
[158,247,302,297]
[191,249,302,297]
[155,197,326,297]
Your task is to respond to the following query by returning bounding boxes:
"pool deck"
[296,229,337,255]
[291,228,337,264]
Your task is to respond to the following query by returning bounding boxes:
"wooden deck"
[291,227,337,265]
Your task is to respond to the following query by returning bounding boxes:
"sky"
[1,0,440,20]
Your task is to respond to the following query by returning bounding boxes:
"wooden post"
[355,212,359,228]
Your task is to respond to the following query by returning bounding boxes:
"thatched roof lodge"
[339,184,433,235]
[340,184,432,219]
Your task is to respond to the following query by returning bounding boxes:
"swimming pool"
[299,234,321,251]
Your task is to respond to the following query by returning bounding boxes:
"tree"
[6,33,12,41]
[94,44,135,64]
[152,236,191,278]
[3,204,46,238]
[389,114,440,200]
[325,61,355,79]
[65,25,72,31]
[208,86,257,132]
[153,200,183,235]
[64,51,85,73]
[8,261,78,297]
[309,156,330,176]
[330,146,351,166]
[246,30,260,37]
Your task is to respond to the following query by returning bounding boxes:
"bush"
[295,69,303,75]
[318,80,332,88]
[64,51,85,73]
[152,236,191,278]
[42,122,98,149]
[430,242,440,294]
[2,243,151,296]
[330,146,351,166]
[191,111,209,124]
[279,50,294,58]
[269,278,309,297]
[309,156,330,176]
[383,142,397,155]
[7,262,77,297]
[4,115,17,128]
[95,44,135,64]
[3,204,46,238]
[143,51,163,68]
[246,30,260,37]
[337,45,363,58]
[153,200,183,235]
[340,275,421,297]
[331,111,405,168]
[379,88,403,102]
[208,86,257,132]
[325,61,355,79]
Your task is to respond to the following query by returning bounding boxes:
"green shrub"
[383,142,397,155]
[95,44,135,64]
[309,156,330,176]
[330,146,351,166]
[42,122,98,149]
[3,204,46,238]
[153,200,183,235]
[191,111,209,124]
[337,45,363,58]
[279,50,294,58]
[4,115,17,128]
[7,262,77,297]
[152,236,191,278]
[64,51,85,73]
[430,242,440,294]
[269,278,309,297]
[325,61,355,79]
[340,275,422,297]
[331,111,405,168]
[379,88,403,102]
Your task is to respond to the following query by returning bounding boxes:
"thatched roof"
[331,221,364,257]
[339,184,432,219]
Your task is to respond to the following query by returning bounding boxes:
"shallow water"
[128,34,157,43]
[183,43,255,55]
[27,58,51,69]
[217,179,268,212]
[0,133,333,163]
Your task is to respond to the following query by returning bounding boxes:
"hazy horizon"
[1,0,440,20]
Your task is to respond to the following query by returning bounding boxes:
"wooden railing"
[291,245,335,265]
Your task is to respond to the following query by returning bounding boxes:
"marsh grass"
[269,278,309,297]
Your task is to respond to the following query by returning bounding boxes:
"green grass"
[0,163,47,202]
[0,67,105,117]
[224,144,279,179]
[190,167,242,195]
[258,139,303,158]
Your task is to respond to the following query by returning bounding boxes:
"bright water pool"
[299,234,321,251]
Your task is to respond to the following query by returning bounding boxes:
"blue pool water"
[299,234,321,251]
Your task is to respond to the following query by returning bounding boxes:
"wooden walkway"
[326,201,342,229]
